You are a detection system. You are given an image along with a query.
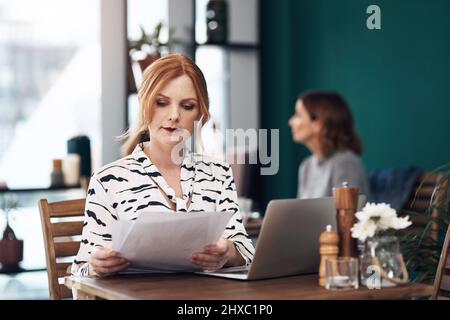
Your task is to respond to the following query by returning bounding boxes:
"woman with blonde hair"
[72,54,254,277]
[289,91,369,199]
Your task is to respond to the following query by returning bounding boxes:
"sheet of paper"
[112,211,234,271]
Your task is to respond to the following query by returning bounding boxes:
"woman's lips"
[162,127,177,133]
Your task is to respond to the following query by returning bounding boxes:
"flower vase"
[359,236,409,288]
[0,222,23,272]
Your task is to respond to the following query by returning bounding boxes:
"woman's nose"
[168,105,180,121]
[288,116,294,127]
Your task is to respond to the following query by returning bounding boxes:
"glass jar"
[359,236,409,288]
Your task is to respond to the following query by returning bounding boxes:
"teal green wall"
[260,0,450,208]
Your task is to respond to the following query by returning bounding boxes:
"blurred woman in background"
[289,91,369,199]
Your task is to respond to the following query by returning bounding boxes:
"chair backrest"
[38,198,85,300]
[403,173,447,213]
[432,224,450,300]
[402,173,449,241]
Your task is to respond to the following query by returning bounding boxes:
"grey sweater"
[298,150,369,199]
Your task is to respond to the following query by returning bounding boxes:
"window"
[127,0,169,129]
[0,0,101,189]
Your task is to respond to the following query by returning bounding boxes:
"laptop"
[198,195,367,280]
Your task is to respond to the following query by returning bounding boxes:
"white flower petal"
[352,203,410,238]
[392,216,412,229]
[352,219,377,241]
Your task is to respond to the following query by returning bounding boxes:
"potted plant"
[128,22,175,72]
[0,195,23,273]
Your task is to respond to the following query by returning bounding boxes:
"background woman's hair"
[121,54,210,156]
[298,91,363,156]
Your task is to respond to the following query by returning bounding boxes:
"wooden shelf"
[0,267,46,274]
[0,185,82,194]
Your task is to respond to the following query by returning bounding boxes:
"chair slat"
[407,214,429,225]
[52,221,84,237]
[54,241,80,258]
[417,173,441,184]
[409,186,435,198]
[57,262,72,278]
[441,276,450,291]
[404,199,430,211]
[48,199,86,217]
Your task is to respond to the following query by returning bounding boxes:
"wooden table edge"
[65,276,135,300]
[65,275,434,300]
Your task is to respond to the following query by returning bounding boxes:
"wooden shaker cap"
[319,225,339,244]
[332,182,359,209]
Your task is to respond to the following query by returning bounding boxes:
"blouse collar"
[131,143,195,212]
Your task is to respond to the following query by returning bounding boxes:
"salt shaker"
[62,154,81,186]
[319,225,339,286]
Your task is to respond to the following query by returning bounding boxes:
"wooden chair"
[432,224,450,300]
[401,173,449,241]
[403,173,448,213]
[38,198,85,300]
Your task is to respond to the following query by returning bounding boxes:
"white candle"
[62,154,81,186]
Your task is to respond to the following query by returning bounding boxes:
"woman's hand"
[191,239,244,272]
[89,247,130,277]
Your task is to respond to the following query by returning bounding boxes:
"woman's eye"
[156,100,168,107]
[182,104,195,110]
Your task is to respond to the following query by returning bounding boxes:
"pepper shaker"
[332,182,359,258]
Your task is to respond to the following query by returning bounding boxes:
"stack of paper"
[112,211,234,272]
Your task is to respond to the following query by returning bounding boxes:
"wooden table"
[65,273,433,300]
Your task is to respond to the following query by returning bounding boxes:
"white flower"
[351,219,377,242]
[390,216,412,229]
[352,202,412,241]
[355,202,396,223]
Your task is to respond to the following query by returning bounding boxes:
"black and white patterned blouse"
[71,143,255,276]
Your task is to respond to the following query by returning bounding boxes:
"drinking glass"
[325,257,359,290]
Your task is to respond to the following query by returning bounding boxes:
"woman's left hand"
[191,239,234,272]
